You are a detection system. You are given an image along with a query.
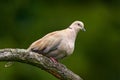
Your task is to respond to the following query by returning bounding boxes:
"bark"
[0,48,83,80]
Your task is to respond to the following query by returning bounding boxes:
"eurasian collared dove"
[27,21,85,62]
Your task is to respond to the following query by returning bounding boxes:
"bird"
[27,21,86,62]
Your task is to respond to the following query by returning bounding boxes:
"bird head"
[69,21,86,33]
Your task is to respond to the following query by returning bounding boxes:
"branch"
[0,48,83,80]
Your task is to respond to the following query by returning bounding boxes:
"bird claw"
[50,57,58,64]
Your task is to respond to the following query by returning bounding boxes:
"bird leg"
[50,57,58,63]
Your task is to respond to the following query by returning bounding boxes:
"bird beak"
[81,28,86,31]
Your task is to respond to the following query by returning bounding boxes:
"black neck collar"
[68,27,72,29]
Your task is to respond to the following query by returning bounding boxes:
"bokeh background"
[0,0,120,80]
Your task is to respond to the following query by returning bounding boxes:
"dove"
[27,21,86,62]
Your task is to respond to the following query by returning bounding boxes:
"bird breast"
[58,35,75,56]
[66,41,74,55]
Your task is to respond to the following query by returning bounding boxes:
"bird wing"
[29,31,62,54]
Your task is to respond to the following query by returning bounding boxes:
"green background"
[0,0,120,80]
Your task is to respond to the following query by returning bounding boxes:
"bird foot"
[50,57,58,64]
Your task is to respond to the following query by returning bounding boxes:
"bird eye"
[77,23,81,27]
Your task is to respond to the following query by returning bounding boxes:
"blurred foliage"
[0,0,120,80]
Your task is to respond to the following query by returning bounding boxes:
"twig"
[0,48,83,80]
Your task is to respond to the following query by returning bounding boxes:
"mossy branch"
[0,48,83,80]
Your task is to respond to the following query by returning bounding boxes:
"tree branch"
[0,48,83,80]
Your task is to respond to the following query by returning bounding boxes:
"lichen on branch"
[0,48,83,80]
